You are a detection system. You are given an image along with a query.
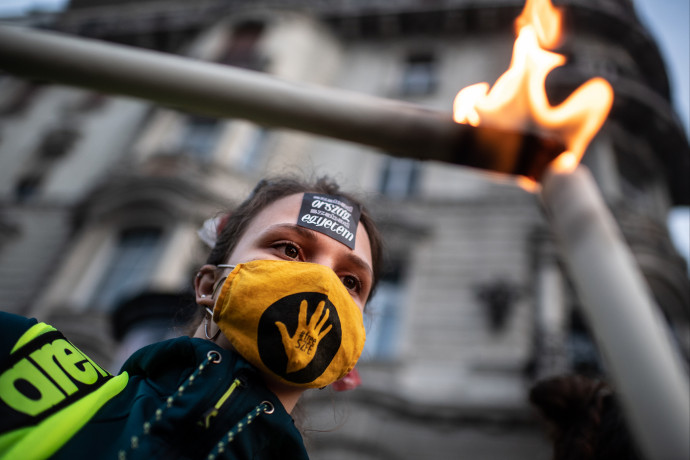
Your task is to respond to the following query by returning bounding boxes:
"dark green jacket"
[0,312,308,459]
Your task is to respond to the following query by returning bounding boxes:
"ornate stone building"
[0,0,687,457]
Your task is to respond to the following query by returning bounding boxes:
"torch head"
[452,124,566,182]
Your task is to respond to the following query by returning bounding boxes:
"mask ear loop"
[204,307,222,341]
[203,265,235,342]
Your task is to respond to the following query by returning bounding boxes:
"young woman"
[0,176,383,459]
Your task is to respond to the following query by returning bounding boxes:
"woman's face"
[222,193,374,311]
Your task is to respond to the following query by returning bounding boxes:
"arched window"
[91,227,163,311]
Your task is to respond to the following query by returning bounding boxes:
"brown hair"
[206,175,383,298]
[529,375,642,460]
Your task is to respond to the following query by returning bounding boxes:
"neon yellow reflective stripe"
[11,323,57,353]
[0,372,129,460]
[201,378,242,428]
[215,378,241,410]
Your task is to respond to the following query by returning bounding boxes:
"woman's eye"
[283,244,299,259]
[341,275,360,292]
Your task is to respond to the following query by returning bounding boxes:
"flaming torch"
[454,1,689,459]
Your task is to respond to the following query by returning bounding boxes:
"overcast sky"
[632,0,689,265]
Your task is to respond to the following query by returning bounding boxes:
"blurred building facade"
[0,0,688,458]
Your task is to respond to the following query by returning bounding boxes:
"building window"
[178,115,221,160]
[73,92,108,112]
[0,215,19,256]
[379,157,420,198]
[400,53,437,96]
[91,227,163,311]
[39,128,80,159]
[14,172,44,202]
[12,127,79,202]
[362,263,404,361]
[110,292,196,372]
[218,21,267,71]
[0,82,42,116]
[567,309,602,376]
[241,127,270,171]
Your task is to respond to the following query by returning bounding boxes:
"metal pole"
[541,165,690,460]
[0,25,562,179]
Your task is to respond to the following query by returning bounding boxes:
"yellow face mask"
[212,259,366,388]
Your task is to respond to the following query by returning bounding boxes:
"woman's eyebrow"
[344,252,374,279]
[264,223,318,241]
[264,223,373,277]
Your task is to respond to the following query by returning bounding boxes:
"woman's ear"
[194,264,218,309]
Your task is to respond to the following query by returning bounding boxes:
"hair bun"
[529,375,608,430]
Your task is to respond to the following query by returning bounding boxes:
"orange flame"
[453,0,613,178]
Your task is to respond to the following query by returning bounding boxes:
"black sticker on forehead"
[297,193,361,249]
